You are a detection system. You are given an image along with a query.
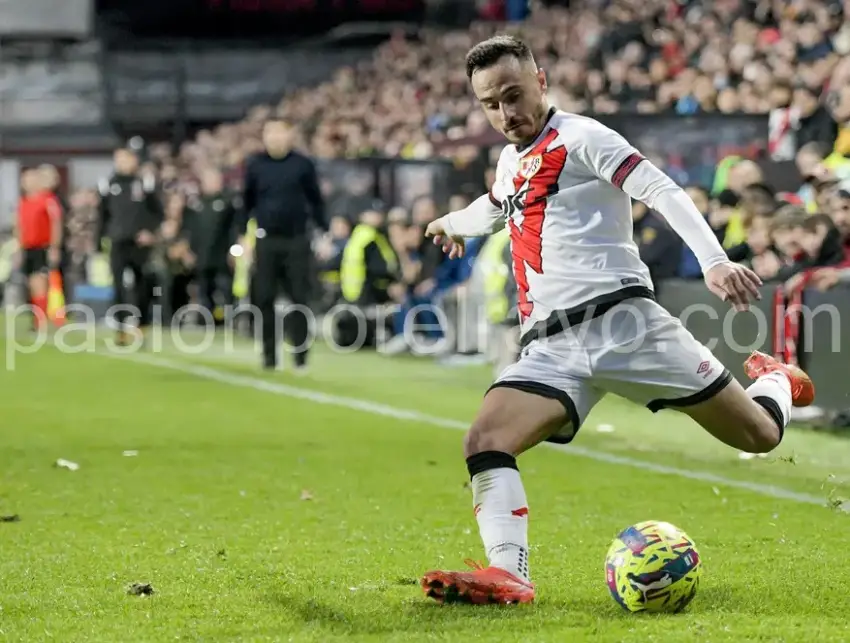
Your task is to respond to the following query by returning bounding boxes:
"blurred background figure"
[96,148,162,345]
[239,118,326,372]
[37,164,72,305]
[314,215,352,312]
[15,169,63,331]
[182,167,237,324]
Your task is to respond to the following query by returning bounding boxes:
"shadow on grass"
[264,577,770,637]
[265,583,616,636]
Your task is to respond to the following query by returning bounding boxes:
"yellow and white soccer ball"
[605,520,702,613]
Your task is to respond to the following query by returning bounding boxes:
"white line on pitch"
[119,352,827,507]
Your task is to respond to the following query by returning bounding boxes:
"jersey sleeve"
[488,146,510,207]
[573,120,646,191]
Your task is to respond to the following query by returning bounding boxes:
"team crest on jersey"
[519,155,542,179]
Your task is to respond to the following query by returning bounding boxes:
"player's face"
[471,56,548,146]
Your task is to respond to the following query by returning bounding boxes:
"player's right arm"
[426,155,506,258]
[425,193,504,258]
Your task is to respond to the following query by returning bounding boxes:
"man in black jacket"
[237,118,327,371]
[794,85,838,152]
[96,148,163,345]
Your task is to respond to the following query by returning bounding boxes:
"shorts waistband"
[518,285,655,349]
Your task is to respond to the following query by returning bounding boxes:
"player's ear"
[537,68,547,93]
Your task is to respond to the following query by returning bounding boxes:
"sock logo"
[473,503,482,517]
[511,507,529,518]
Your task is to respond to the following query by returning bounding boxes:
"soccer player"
[16,168,63,330]
[420,35,816,605]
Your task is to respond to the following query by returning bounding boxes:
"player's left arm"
[576,124,762,310]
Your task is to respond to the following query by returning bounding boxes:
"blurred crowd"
[633,156,850,293]
[280,0,850,160]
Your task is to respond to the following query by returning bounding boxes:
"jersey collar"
[514,106,558,155]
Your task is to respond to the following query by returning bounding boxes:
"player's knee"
[463,418,511,458]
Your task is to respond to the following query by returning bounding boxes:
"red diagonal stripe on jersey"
[611,152,645,189]
[509,129,568,319]
[511,506,529,518]
[473,503,482,517]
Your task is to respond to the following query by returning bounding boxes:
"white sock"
[471,467,530,581]
[747,372,792,433]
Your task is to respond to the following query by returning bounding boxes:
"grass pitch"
[2,330,850,642]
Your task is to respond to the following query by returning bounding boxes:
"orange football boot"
[421,559,535,605]
[744,351,815,407]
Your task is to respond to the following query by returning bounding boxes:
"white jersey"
[443,109,727,340]
[488,110,662,335]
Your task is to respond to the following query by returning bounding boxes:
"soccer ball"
[604,520,702,613]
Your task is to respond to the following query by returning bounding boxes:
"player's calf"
[685,380,783,454]
[448,386,566,587]
[683,352,814,454]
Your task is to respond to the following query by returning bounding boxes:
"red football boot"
[421,559,535,605]
[744,351,815,407]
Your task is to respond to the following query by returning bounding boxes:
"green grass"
[2,331,850,642]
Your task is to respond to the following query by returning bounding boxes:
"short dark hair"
[801,213,835,233]
[465,35,535,79]
[771,205,808,230]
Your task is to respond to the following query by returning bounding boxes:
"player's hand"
[47,247,60,268]
[704,262,762,312]
[425,218,465,259]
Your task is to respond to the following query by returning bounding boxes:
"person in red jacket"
[16,169,63,329]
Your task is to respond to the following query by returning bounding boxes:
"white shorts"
[489,297,732,444]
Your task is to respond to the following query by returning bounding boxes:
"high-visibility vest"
[340,224,397,303]
[479,228,512,324]
[824,152,850,182]
[233,219,256,299]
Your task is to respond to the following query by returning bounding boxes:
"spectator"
[182,168,238,323]
[631,201,682,286]
[793,85,838,152]
[828,187,850,249]
[707,189,741,246]
[409,196,444,297]
[340,209,401,307]
[314,215,352,310]
[795,141,832,210]
[768,82,797,161]
[153,193,194,322]
[678,186,713,279]
[825,85,850,176]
